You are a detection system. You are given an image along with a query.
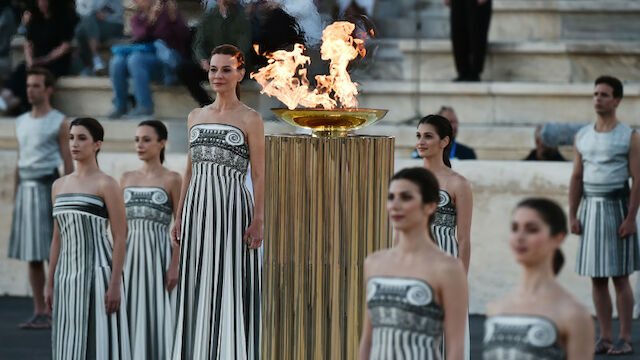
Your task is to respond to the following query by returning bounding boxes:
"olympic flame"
[250,21,367,109]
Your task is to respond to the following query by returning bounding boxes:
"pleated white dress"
[172,123,261,360]
[432,189,470,360]
[124,186,175,359]
[52,193,131,360]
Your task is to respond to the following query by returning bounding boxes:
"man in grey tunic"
[569,76,640,355]
[8,68,73,329]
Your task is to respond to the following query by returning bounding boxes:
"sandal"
[594,338,613,354]
[18,313,51,330]
[608,338,633,355]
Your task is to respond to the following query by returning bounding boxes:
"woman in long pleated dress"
[359,167,468,360]
[45,117,131,359]
[121,120,181,359]
[416,114,473,359]
[171,44,264,359]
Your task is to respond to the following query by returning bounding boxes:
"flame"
[250,21,367,110]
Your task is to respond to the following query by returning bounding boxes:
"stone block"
[395,39,640,82]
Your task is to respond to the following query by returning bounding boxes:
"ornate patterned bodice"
[434,189,456,228]
[189,123,250,174]
[124,187,172,226]
[367,277,444,359]
[483,315,566,360]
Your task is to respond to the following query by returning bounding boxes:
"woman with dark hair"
[171,44,264,359]
[120,120,181,359]
[484,198,594,360]
[359,167,468,359]
[0,0,76,113]
[416,114,472,359]
[45,117,131,359]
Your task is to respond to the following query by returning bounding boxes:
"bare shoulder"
[59,117,71,129]
[555,290,591,327]
[51,175,68,194]
[486,293,514,317]
[449,170,470,191]
[119,170,137,185]
[630,128,640,146]
[97,172,120,194]
[187,107,204,126]
[166,169,182,186]
[243,107,263,124]
[432,252,465,281]
[364,248,392,267]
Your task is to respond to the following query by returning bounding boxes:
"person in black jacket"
[438,106,477,160]
[444,0,491,82]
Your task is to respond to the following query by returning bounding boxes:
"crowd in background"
[0,0,309,117]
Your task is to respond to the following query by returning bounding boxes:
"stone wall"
[0,151,637,314]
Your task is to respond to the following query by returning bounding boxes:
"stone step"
[43,77,640,128]
[390,39,640,83]
[373,0,640,41]
[0,115,568,161]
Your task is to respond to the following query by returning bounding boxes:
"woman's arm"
[101,176,127,314]
[441,259,468,360]
[244,111,265,249]
[166,171,182,292]
[45,181,62,313]
[171,110,197,246]
[455,176,472,274]
[565,306,595,360]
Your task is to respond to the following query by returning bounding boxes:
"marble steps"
[36,77,640,126]
[0,116,561,161]
[360,39,640,83]
[374,0,640,41]
[3,78,640,160]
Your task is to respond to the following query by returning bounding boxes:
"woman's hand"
[570,216,582,235]
[166,260,179,292]
[243,218,264,249]
[104,281,121,314]
[619,217,637,239]
[171,218,181,247]
[45,281,54,313]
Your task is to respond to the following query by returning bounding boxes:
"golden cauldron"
[271,108,388,137]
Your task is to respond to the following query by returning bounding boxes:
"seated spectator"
[108,0,190,118]
[0,0,76,114]
[0,0,16,84]
[438,106,477,159]
[524,125,566,161]
[177,0,251,107]
[75,0,124,75]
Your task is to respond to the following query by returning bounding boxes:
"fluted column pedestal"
[263,134,395,360]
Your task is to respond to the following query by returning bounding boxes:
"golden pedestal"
[263,134,394,359]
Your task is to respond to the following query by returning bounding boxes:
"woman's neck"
[75,158,99,176]
[519,261,556,295]
[141,158,163,175]
[395,225,434,254]
[211,90,241,111]
[422,154,447,172]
